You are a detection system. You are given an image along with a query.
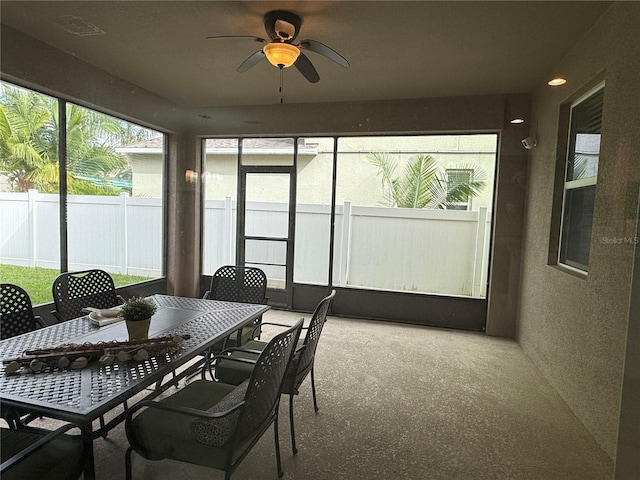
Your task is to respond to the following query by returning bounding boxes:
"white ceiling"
[1,1,611,108]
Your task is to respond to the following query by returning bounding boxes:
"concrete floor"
[37,309,614,479]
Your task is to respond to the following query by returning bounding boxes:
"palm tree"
[0,87,55,191]
[0,83,151,194]
[367,152,487,209]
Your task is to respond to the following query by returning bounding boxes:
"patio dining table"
[0,294,269,480]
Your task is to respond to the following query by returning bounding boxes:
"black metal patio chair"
[0,423,85,480]
[203,265,268,349]
[1,283,46,341]
[0,284,48,428]
[214,289,336,453]
[50,269,126,433]
[124,318,303,480]
[51,269,125,322]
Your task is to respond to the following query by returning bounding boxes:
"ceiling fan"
[207,10,349,83]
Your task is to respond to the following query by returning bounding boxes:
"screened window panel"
[0,81,164,303]
[294,137,333,285]
[333,134,497,298]
[202,139,239,275]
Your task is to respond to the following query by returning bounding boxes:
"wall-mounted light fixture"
[185,170,198,184]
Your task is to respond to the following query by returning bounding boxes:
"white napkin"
[82,307,123,326]
[82,307,121,317]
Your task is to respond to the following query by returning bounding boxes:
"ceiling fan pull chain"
[279,66,284,103]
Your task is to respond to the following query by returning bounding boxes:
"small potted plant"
[120,296,157,341]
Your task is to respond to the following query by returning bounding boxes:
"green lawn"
[0,264,153,306]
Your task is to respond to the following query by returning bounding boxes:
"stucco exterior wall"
[518,2,640,460]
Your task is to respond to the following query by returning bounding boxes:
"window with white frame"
[446,169,473,210]
[558,83,604,272]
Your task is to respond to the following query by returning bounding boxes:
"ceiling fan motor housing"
[264,10,301,42]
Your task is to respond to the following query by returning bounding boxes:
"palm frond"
[367,153,488,210]
[367,152,398,207]
[396,154,439,208]
[1,85,135,193]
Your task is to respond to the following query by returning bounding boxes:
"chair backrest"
[0,284,39,340]
[208,265,267,304]
[294,289,336,384]
[0,424,84,480]
[52,269,121,321]
[234,318,303,444]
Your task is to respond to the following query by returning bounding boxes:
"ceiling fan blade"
[294,53,320,83]
[206,35,267,44]
[237,50,266,72]
[298,39,349,68]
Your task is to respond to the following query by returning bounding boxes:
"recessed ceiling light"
[548,78,567,86]
[510,118,525,124]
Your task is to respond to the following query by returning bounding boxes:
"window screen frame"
[556,82,605,273]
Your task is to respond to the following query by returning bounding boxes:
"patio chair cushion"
[216,340,304,394]
[0,428,84,480]
[209,325,260,356]
[127,379,254,468]
[215,340,264,385]
[190,379,249,446]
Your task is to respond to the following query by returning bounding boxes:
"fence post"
[119,193,129,274]
[28,189,37,268]
[224,196,233,264]
[472,206,487,297]
[337,201,352,286]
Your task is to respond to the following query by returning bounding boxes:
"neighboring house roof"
[74,174,132,189]
[117,136,319,155]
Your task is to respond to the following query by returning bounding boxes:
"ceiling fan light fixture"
[263,42,300,68]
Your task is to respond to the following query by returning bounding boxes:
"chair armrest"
[117,294,126,305]
[0,423,85,474]
[34,315,47,329]
[260,321,295,328]
[252,318,306,331]
[245,318,305,341]
[217,347,263,356]
[219,357,257,366]
[126,398,245,422]
[210,348,261,365]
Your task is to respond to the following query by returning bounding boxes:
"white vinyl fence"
[1,191,491,297]
[0,191,162,276]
